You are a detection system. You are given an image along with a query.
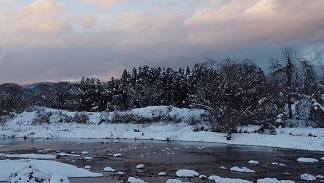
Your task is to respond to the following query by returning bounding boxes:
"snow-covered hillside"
[1,106,324,151]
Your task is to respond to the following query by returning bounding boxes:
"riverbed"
[1,138,323,182]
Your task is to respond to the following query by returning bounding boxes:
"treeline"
[1,47,323,131]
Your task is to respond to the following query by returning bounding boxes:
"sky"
[0,0,324,84]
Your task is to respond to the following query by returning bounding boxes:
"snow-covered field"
[1,106,324,151]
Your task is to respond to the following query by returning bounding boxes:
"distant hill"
[21,82,56,89]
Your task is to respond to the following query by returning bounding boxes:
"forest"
[1,47,323,133]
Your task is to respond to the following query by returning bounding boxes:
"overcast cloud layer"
[0,0,324,84]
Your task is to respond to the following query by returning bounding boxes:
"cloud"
[97,11,187,52]
[184,0,324,48]
[0,0,16,4]
[78,14,96,29]
[0,0,323,84]
[0,0,71,46]
[83,0,114,7]
[15,0,70,33]
[0,46,6,62]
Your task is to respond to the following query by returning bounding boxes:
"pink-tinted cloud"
[0,0,323,84]
[78,14,96,29]
[83,0,114,7]
[185,0,324,48]
[103,11,184,48]
[0,0,71,46]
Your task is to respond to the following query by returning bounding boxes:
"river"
[1,138,323,182]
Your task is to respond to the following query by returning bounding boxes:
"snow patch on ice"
[84,156,92,161]
[271,162,286,166]
[176,169,199,177]
[103,167,116,172]
[300,173,316,181]
[230,166,255,173]
[0,153,55,159]
[248,160,259,164]
[81,151,88,155]
[208,175,252,182]
[257,178,295,183]
[165,179,183,183]
[297,157,319,163]
[158,172,166,176]
[199,175,207,179]
[113,153,122,157]
[220,166,227,170]
[136,164,145,169]
[127,176,147,183]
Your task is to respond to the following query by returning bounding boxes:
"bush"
[110,109,182,124]
[98,113,110,125]
[72,112,89,124]
[188,115,200,125]
[57,110,72,123]
[32,109,52,125]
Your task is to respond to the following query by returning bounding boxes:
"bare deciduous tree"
[270,46,298,119]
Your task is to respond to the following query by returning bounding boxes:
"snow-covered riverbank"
[1,106,324,151]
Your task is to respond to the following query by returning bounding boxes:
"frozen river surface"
[1,138,323,182]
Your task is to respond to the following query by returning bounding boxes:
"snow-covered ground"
[0,159,102,182]
[1,106,324,151]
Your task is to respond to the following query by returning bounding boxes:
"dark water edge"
[1,138,323,183]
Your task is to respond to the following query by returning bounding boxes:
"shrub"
[32,109,52,125]
[57,110,72,123]
[72,112,89,124]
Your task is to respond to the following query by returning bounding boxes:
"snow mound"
[103,167,116,172]
[176,169,199,177]
[158,172,166,176]
[0,159,102,181]
[199,175,207,179]
[81,151,88,155]
[165,179,183,183]
[297,157,319,163]
[271,162,286,166]
[257,178,295,183]
[220,166,227,170]
[9,163,51,183]
[321,157,324,160]
[113,153,122,157]
[316,175,324,179]
[127,176,146,183]
[300,173,316,181]
[208,175,252,183]
[57,152,80,157]
[248,160,259,164]
[230,166,255,173]
[84,156,92,161]
[50,174,70,183]
[136,164,145,169]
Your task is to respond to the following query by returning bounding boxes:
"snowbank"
[1,106,324,151]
